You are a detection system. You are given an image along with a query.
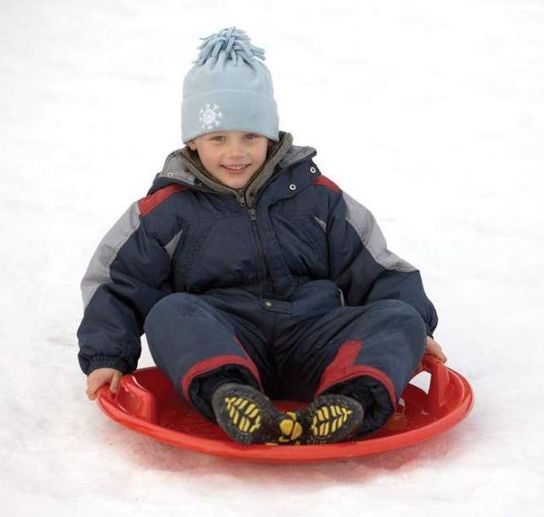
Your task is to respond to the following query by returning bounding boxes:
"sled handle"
[421,354,452,413]
[98,375,158,424]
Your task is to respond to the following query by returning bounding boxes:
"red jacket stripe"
[138,185,188,216]
[313,175,340,193]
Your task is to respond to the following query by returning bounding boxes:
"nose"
[226,139,245,159]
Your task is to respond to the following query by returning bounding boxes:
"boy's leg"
[144,292,266,421]
[145,291,306,445]
[275,299,427,437]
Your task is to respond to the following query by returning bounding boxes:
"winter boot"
[297,394,364,445]
[211,383,303,445]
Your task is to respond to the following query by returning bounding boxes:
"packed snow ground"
[1,0,543,515]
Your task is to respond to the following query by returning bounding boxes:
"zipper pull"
[248,207,257,221]
[236,189,247,207]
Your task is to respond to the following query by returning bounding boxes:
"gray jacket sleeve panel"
[77,202,174,375]
[326,191,438,336]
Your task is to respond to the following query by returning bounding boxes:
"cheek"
[199,150,220,168]
[254,143,269,164]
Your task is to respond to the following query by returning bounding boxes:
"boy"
[79,27,445,446]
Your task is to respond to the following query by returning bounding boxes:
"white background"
[1,0,543,515]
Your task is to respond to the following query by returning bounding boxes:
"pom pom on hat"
[194,27,265,66]
[181,27,279,143]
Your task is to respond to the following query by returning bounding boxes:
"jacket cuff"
[86,355,132,376]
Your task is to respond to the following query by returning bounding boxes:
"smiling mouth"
[221,164,250,172]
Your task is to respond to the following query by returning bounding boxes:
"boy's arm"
[326,190,438,337]
[77,199,174,376]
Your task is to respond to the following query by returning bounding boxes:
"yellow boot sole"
[212,383,303,445]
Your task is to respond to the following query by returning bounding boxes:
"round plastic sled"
[96,354,473,464]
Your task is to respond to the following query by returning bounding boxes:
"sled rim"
[96,359,474,464]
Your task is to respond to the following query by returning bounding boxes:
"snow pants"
[144,279,427,436]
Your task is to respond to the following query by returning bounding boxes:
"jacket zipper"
[236,190,271,293]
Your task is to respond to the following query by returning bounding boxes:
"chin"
[225,179,250,189]
[217,170,253,189]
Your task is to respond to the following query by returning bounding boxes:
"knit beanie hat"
[181,27,279,143]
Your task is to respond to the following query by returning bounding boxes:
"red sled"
[96,354,473,464]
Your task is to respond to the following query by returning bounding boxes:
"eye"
[244,133,258,140]
[210,135,225,142]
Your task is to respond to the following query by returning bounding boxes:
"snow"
[1,0,544,515]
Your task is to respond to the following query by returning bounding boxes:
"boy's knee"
[373,299,426,334]
[144,292,207,331]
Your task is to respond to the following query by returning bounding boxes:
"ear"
[187,140,197,151]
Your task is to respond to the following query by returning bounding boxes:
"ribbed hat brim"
[182,90,279,143]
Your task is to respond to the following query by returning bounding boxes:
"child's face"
[188,131,269,189]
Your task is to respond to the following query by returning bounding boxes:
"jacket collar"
[149,132,316,205]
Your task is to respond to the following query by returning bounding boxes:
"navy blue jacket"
[77,140,438,375]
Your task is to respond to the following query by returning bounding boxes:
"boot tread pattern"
[224,395,261,433]
[311,405,353,437]
[213,384,303,445]
[302,395,364,444]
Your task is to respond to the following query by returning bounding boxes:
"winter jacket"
[77,132,438,375]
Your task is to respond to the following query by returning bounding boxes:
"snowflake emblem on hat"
[199,103,223,130]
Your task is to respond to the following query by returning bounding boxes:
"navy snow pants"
[144,280,427,436]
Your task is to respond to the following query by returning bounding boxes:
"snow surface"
[1,0,544,515]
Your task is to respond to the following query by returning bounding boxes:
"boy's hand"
[86,368,123,400]
[425,336,447,363]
